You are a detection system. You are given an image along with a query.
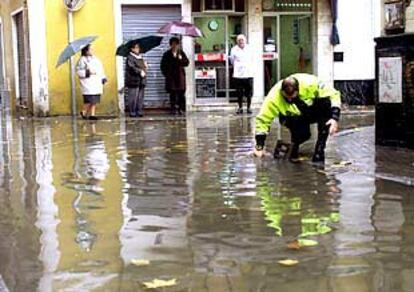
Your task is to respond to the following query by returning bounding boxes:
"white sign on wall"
[379,57,402,103]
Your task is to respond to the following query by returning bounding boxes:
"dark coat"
[125,53,147,88]
[160,49,189,92]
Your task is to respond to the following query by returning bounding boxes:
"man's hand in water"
[326,119,338,136]
[253,148,264,158]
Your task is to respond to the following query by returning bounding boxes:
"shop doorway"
[12,11,30,108]
[121,5,182,109]
[0,22,5,107]
[193,15,245,103]
[263,14,313,93]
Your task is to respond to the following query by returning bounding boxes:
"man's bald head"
[281,77,299,102]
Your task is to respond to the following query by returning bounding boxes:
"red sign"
[195,53,226,62]
[263,52,278,60]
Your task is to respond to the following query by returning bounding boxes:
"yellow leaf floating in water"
[287,239,318,250]
[331,161,352,168]
[298,239,318,247]
[278,259,299,266]
[142,278,177,289]
[287,241,301,250]
[131,259,150,266]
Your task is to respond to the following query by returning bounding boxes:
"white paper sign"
[379,57,402,103]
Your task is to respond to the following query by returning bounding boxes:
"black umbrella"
[116,35,163,57]
[329,0,340,45]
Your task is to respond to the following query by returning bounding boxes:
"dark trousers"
[169,90,186,112]
[128,87,145,116]
[280,99,332,155]
[234,78,253,109]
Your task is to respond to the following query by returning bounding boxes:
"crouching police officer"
[254,73,341,163]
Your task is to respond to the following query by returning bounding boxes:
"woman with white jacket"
[76,44,107,120]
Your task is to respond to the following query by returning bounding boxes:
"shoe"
[80,111,87,120]
[138,113,144,117]
[274,140,291,159]
[247,108,252,114]
[288,144,300,163]
[236,108,243,114]
[88,116,98,121]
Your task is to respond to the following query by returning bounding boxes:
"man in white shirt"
[230,34,254,114]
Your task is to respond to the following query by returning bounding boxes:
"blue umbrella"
[56,35,97,68]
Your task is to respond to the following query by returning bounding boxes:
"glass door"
[263,17,279,93]
[279,14,313,78]
[263,14,313,93]
[194,15,245,102]
[228,16,244,103]
[194,16,227,101]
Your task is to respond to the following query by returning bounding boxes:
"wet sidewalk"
[0,111,414,291]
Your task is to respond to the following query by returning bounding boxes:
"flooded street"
[1,111,414,291]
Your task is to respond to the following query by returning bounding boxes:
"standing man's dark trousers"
[280,99,332,162]
[169,90,186,114]
[128,86,145,117]
[234,77,253,114]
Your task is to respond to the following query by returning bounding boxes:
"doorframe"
[11,8,24,104]
[0,17,6,90]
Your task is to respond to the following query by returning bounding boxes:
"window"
[192,0,201,12]
[262,0,313,12]
[192,0,245,12]
[205,0,233,11]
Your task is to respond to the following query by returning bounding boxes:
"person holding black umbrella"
[160,37,190,115]
[125,43,148,117]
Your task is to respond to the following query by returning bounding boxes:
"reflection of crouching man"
[254,73,341,163]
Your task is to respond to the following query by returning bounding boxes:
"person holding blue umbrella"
[76,44,107,120]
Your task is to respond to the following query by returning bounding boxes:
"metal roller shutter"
[121,5,182,109]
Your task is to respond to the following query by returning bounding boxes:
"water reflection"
[0,113,413,291]
[119,120,191,265]
[73,123,110,252]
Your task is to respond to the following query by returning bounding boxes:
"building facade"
[0,0,381,116]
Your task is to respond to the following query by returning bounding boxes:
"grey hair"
[236,34,247,42]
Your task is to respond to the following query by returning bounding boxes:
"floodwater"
[0,111,413,292]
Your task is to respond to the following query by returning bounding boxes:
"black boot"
[312,125,329,163]
[312,140,326,163]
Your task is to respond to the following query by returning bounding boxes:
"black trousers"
[169,90,186,112]
[234,78,253,109]
[280,99,332,153]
